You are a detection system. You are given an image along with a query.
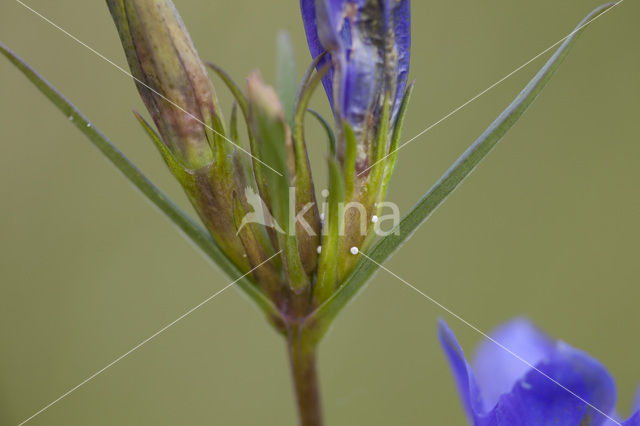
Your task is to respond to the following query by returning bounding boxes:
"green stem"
[287,326,323,426]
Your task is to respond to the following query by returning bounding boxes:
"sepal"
[247,73,310,294]
[315,157,346,302]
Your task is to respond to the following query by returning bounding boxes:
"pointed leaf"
[343,122,357,195]
[206,62,249,118]
[133,110,188,182]
[314,157,346,302]
[0,42,282,327]
[247,74,309,293]
[276,30,297,125]
[380,81,415,199]
[306,3,617,338]
[307,109,336,155]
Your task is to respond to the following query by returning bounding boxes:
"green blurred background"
[1,1,638,425]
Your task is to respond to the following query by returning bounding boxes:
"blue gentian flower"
[300,0,411,131]
[300,0,414,284]
[438,318,640,426]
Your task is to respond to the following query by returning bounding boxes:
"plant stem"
[287,326,323,426]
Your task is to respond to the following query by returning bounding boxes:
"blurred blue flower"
[438,318,640,426]
[300,0,410,131]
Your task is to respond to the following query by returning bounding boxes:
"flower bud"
[247,73,311,294]
[107,0,220,169]
[300,0,411,134]
[301,0,413,284]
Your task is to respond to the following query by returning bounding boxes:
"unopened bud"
[247,72,285,122]
[107,0,218,169]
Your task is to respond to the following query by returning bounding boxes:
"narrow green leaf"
[292,65,329,188]
[343,122,357,195]
[206,62,249,118]
[133,110,187,182]
[276,30,297,126]
[232,195,282,298]
[380,81,415,200]
[288,66,329,269]
[251,99,289,228]
[208,110,229,162]
[307,109,336,155]
[295,51,327,113]
[229,101,239,144]
[207,61,268,209]
[366,93,391,196]
[306,3,617,338]
[0,42,283,327]
[248,75,309,293]
[315,158,346,302]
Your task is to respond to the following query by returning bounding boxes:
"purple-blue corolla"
[300,0,410,131]
[438,318,640,426]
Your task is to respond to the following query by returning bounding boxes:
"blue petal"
[300,0,336,107]
[437,319,485,422]
[602,413,623,426]
[624,412,640,426]
[472,318,555,411]
[389,0,411,120]
[438,319,618,426]
[480,342,617,426]
[300,0,411,129]
[620,387,640,426]
[602,386,640,425]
